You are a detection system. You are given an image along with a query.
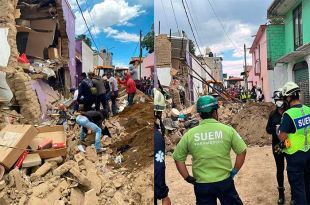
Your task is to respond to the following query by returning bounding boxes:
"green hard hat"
[196,95,219,113]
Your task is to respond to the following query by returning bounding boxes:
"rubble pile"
[6,70,41,123]
[226,102,275,146]
[164,102,275,152]
[0,91,153,205]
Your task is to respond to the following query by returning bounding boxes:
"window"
[293,4,303,49]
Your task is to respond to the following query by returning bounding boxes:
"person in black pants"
[78,73,94,111]
[266,89,287,204]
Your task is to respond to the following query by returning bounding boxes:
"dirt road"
[165,146,291,205]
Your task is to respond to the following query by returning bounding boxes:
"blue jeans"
[286,150,310,205]
[128,93,135,105]
[76,115,101,151]
[194,177,243,205]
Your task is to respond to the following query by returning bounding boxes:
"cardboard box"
[48,48,59,59]
[30,126,66,159]
[0,125,38,169]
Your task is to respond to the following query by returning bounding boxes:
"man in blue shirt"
[154,88,171,205]
[278,82,310,205]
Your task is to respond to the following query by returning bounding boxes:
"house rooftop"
[267,0,299,17]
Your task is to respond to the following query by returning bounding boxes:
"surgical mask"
[275,100,284,108]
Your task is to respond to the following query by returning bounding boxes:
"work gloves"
[230,168,239,179]
[185,175,196,185]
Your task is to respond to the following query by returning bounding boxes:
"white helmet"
[272,88,283,100]
[281,82,300,97]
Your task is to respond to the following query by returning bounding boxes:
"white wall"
[267,63,288,102]
[93,54,103,67]
[192,57,212,102]
[82,41,94,73]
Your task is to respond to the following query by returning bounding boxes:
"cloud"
[155,0,268,77]
[222,60,244,77]
[103,27,139,43]
[67,0,86,11]
[72,0,145,35]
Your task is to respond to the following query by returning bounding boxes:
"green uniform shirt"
[172,119,247,183]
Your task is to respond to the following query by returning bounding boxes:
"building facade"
[268,0,310,105]
[75,40,94,79]
[249,25,273,102]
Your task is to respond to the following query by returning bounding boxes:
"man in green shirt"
[173,95,247,205]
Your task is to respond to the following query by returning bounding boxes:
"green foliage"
[77,34,92,48]
[141,30,154,53]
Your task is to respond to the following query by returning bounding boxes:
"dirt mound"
[111,102,154,171]
[219,102,275,146]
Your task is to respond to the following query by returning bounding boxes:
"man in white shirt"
[107,72,119,115]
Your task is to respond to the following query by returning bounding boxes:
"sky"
[155,0,272,77]
[68,0,154,68]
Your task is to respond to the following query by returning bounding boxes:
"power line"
[184,0,203,47]
[207,0,239,50]
[181,0,236,99]
[169,0,180,36]
[132,41,139,56]
[160,0,170,30]
[75,0,99,51]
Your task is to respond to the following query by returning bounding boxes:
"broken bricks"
[69,168,91,188]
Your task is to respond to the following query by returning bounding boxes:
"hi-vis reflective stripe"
[300,108,309,150]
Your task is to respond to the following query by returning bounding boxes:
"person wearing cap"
[266,88,288,204]
[173,95,246,205]
[278,82,310,205]
[154,88,171,205]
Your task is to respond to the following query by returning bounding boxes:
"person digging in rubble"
[173,95,247,205]
[118,72,136,106]
[278,82,310,205]
[154,88,171,205]
[76,110,111,154]
[266,88,289,205]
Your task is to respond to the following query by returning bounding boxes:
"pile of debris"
[0,90,154,204]
[164,101,275,152]
[224,102,275,146]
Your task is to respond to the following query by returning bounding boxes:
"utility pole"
[244,44,248,91]
[139,30,142,80]
[158,21,160,34]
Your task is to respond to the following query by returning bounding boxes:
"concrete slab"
[22,153,41,168]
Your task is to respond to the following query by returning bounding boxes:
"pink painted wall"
[250,28,271,102]
[142,52,154,78]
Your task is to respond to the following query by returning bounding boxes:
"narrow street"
[165,147,291,205]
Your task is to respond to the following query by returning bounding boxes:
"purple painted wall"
[62,0,77,87]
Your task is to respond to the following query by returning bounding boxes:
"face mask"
[275,100,284,108]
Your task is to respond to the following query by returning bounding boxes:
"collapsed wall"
[0,0,41,123]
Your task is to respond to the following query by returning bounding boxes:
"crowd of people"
[71,71,137,115]
[226,85,265,102]
[71,71,137,154]
[154,81,310,205]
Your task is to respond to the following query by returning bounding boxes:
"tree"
[141,30,154,53]
[189,39,196,56]
[77,34,92,48]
